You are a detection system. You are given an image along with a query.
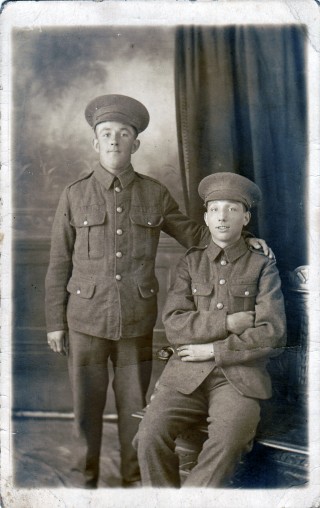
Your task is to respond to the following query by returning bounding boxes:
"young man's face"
[204,200,251,248]
[93,121,140,174]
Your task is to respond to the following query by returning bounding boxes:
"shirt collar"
[93,162,135,190]
[206,236,248,263]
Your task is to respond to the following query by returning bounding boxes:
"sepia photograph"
[1,1,319,507]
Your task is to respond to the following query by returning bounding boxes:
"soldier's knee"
[137,413,174,455]
[139,415,163,444]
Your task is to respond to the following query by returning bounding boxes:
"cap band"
[205,189,251,208]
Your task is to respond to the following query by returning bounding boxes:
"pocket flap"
[191,281,215,296]
[67,278,96,299]
[230,283,258,297]
[130,212,164,228]
[71,206,106,227]
[138,279,159,298]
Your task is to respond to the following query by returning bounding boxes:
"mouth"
[216,226,230,231]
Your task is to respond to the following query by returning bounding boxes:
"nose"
[110,132,119,145]
[218,210,227,222]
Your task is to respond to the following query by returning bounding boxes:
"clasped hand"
[177,310,255,362]
[177,343,214,362]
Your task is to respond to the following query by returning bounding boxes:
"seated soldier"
[136,172,287,488]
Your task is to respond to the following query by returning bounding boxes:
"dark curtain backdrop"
[175,25,307,274]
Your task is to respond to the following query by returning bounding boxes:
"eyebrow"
[99,127,131,133]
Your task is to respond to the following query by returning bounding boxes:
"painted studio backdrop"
[13,26,308,487]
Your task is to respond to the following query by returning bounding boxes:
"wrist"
[226,315,233,333]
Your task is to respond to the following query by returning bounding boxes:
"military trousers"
[137,367,261,487]
[68,329,152,487]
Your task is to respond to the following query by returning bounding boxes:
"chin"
[212,233,232,241]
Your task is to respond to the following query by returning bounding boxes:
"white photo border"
[1,1,320,507]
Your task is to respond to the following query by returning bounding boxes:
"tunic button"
[244,290,250,296]
[150,289,154,293]
[115,274,122,281]
[216,302,224,310]
[83,220,88,226]
[116,229,123,235]
[193,288,197,293]
[116,251,123,258]
[76,289,81,294]
[115,186,121,193]
[219,279,226,285]
[147,221,152,226]
[220,260,227,266]
[116,207,123,213]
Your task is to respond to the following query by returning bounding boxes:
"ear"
[243,211,251,226]
[131,139,140,154]
[204,211,208,226]
[92,137,100,153]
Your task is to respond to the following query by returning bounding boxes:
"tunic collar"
[93,162,135,190]
[206,236,248,263]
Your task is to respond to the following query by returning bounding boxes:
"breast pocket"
[70,205,106,260]
[130,210,164,259]
[229,282,258,312]
[191,281,215,310]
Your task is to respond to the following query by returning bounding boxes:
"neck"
[100,162,131,175]
[211,235,242,249]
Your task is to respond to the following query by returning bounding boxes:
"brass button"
[116,251,123,258]
[193,288,197,293]
[244,290,250,296]
[116,229,123,235]
[116,206,123,213]
[219,279,226,285]
[220,260,227,266]
[115,186,121,193]
[216,302,224,310]
[147,221,152,226]
[76,289,81,295]
[150,289,154,293]
[83,220,88,226]
[115,274,122,281]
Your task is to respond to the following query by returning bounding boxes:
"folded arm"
[176,311,255,362]
[162,257,286,365]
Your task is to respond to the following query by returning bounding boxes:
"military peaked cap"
[198,172,262,209]
[85,94,150,133]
